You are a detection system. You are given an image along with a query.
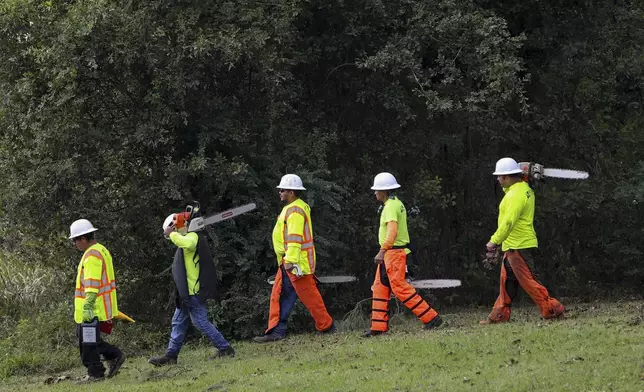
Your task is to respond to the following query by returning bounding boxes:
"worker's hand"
[374,249,385,265]
[292,264,303,277]
[82,307,95,322]
[283,263,302,277]
[486,242,498,253]
[82,299,96,322]
[482,242,499,269]
[163,224,174,237]
[83,292,97,322]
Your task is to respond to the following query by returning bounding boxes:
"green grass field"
[2,301,643,392]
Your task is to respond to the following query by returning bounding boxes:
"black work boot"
[252,332,285,343]
[215,345,236,358]
[107,352,126,378]
[361,330,387,338]
[148,354,177,367]
[423,315,444,330]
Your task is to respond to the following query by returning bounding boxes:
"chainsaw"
[407,278,461,289]
[186,202,257,232]
[266,273,461,288]
[267,273,357,285]
[519,162,589,186]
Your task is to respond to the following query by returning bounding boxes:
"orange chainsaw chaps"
[266,270,284,333]
[488,262,513,322]
[370,250,439,332]
[290,274,333,331]
[266,269,333,333]
[370,264,391,332]
[487,250,564,322]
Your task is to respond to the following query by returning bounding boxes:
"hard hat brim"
[276,185,306,191]
[68,227,98,239]
[371,184,401,191]
[492,169,523,176]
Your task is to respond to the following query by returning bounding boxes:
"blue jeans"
[271,267,299,338]
[166,295,230,357]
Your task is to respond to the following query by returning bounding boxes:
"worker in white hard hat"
[362,173,443,337]
[253,174,335,343]
[69,219,125,383]
[149,202,234,366]
[480,157,565,324]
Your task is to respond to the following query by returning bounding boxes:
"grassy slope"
[2,301,643,392]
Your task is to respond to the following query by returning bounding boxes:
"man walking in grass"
[70,219,125,383]
[481,158,565,324]
[149,204,235,366]
[362,172,443,337]
[253,174,336,343]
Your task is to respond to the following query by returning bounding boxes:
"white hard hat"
[277,174,306,190]
[69,219,98,239]
[371,172,401,190]
[163,214,175,231]
[492,157,523,175]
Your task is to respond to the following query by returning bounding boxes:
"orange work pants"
[370,249,439,332]
[266,266,333,333]
[487,249,564,322]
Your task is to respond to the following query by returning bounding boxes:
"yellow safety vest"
[74,243,118,323]
[272,198,316,275]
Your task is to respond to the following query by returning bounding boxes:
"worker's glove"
[283,263,303,277]
[163,224,174,238]
[292,264,303,277]
[482,242,500,270]
[83,292,97,322]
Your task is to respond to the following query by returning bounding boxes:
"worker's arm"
[374,221,397,264]
[380,221,398,251]
[284,211,305,264]
[490,192,525,245]
[82,256,102,321]
[83,257,102,295]
[375,202,400,263]
[169,231,198,252]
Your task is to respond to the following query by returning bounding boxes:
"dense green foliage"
[0,0,642,365]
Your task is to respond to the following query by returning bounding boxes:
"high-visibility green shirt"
[169,231,200,295]
[379,196,410,247]
[490,181,538,251]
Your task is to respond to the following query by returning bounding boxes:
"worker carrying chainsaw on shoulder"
[254,174,336,343]
[363,173,443,337]
[148,203,234,366]
[70,219,126,383]
[481,157,565,324]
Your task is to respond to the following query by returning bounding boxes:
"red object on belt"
[99,320,113,334]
